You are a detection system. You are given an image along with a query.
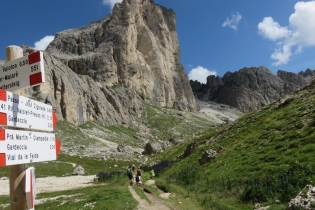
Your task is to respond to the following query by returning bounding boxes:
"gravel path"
[0,175,96,196]
[128,185,173,210]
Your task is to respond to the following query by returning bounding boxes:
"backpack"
[127,168,131,176]
[136,176,140,182]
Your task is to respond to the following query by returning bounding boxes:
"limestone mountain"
[15,0,198,126]
[190,66,315,112]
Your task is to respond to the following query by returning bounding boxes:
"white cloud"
[258,1,315,66]
[258,17,290,41]
[222,12,242,30]
[188,66,217,84]
[34,35,55,50]
[102,0,122,8]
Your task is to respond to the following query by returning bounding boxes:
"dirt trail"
[128,185,173,210]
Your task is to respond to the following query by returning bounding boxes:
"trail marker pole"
[6,46,27,209]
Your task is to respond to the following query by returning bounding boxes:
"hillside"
[148,79,315,209]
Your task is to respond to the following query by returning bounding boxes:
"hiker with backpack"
[131,164,136,183]
[136,166,142,186]
[126,165,133,186]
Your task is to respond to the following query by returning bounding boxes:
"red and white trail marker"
[0,128,61,166]
[0,51,45,91]
[0,89,57,131]
[25,167,36,210]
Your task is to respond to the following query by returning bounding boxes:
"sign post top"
[1,51,45,91]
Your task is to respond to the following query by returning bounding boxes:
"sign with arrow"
[0,51,45,91]
[0,89,57,131]
[0,128,60,166]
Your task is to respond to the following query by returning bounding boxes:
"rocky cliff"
[46,0,197,112]
[190,66,315,112]
[15,0,198,126]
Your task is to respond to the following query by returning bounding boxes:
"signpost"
[0,51,45,92]
[0,89,58,131]
[0,128,61,166]
[2,46,60,210]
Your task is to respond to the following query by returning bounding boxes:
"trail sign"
[0,128,61,166]
[0,51,45,91]
[0,89,58,131]
[25,167,36,210]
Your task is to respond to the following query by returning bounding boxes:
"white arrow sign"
[0,51,45,91]
[0,89,58,131]
[0,128,61,166]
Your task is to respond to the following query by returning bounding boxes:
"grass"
[142,80,315,209]
[1,185,138,210]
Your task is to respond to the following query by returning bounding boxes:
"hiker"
[150,169,155,179]
[126,165,133,186]
[132,164,136,183]
[136,166,142,186]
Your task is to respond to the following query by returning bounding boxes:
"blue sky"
[1,0,314,84]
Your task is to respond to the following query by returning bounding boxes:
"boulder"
[198,149,217,165]
[72,165,85,175]
[143,142,162,155]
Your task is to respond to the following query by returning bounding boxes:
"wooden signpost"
[1,46,60,210]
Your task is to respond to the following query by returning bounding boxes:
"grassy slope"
[149,81,315,209]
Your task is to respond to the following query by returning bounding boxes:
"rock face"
[15,47,145,126]
[13,0,198,127]
[46,0,198,113]
[190,66,315,112]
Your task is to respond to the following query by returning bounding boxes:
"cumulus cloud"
[188,66,217,84]
[258,1,315,66]
[222,12,242,30]
[102,0,122,8]
[258,17,290,41]
[34,35,55,50]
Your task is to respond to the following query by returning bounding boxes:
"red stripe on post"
[53,111,58,128]
[28,51,41,64]
[0,113,7,125]
[0,89,6,101]
[29,72,43,86]
[0,153,6,166]
[0,129,5,140]
[55,137,61,157]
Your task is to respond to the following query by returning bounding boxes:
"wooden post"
[6,46,27,210]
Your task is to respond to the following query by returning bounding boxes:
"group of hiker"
[126,164,155,186]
